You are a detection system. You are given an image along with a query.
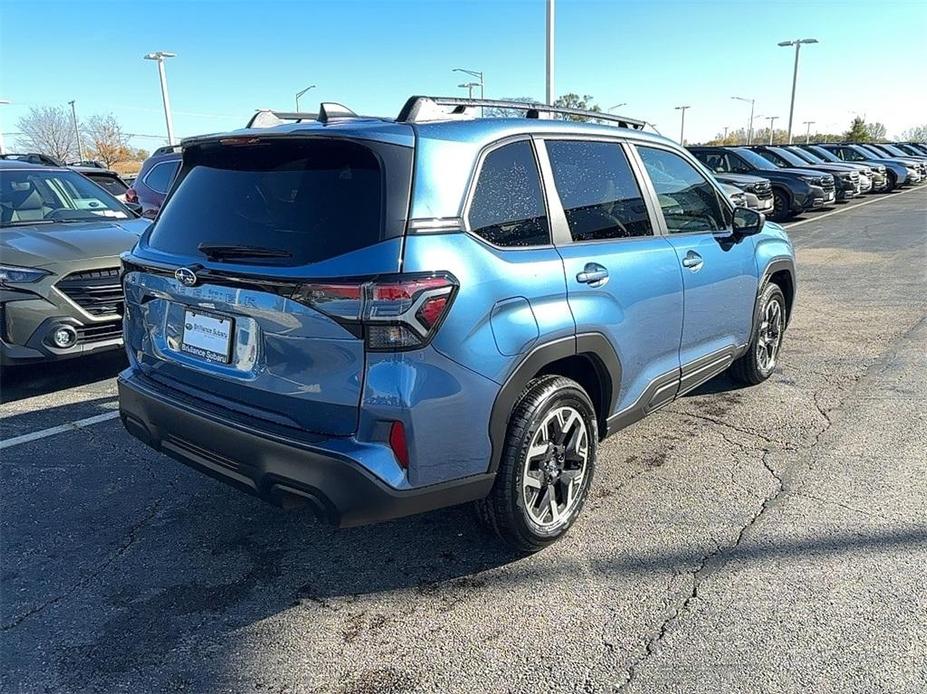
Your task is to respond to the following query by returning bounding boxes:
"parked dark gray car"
[0,161,150,365]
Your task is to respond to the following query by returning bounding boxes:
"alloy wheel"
[522,406,589,528]
[756,297,784,371]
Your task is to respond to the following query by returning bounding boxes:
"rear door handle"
[576,263,609,287]
[681,251,703,270]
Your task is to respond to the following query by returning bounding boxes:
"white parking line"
[0,410,120,451]
[783,185,924,229]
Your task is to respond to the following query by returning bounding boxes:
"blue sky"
[2,0,925,150]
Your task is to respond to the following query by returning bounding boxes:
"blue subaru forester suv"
[118,97,795,551]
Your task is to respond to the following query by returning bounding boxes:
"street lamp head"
[778,38,818,47]
[144,51,176,61]
[674,105,690,110]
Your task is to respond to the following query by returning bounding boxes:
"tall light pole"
[731,96,755,145]
[144,51,177,145]
[0,99,9,154]
[295,84,316,111]
[546,0,555,104]
[723,126,729,140]
[67,100,84,161]
[803,120,815,144]
[452,68,484,98]
[778,38,818,144]
[608,103,627,112]
[675,105,690,145]
[766,116,779,145]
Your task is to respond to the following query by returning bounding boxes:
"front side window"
[467,140,550,247]
[638,147,729,234]
[546,140,652,240]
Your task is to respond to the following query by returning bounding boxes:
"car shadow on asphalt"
[0,351,127,404]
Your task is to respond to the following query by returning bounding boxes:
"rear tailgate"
[123,133,413,436]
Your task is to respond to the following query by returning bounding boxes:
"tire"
[730,282,787,385]
[885,170,897,193]
[770,188,793,222]
[476,375,597,552]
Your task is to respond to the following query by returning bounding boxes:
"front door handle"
[576,263,609,287]
[681,250,703,270]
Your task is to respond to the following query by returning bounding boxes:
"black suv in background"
[750,145,860,200]
[782,145,886,193]
[689,146,834,221]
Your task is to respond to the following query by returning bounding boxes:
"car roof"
[71,166,119,175]
[0,159,54,170]
[182,114,673,151]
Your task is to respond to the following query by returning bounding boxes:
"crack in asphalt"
[613,314,927,692]
[1,481,172,632]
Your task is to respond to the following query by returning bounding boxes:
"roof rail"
[396,96,646,130]
[246,103,361,129]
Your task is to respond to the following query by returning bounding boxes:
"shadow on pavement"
[0,351,127,404]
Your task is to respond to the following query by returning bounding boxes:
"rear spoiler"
[246,103,363,128]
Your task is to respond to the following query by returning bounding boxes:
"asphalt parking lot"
[2,189,926,693]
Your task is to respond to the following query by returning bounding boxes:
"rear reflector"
[388,421,410,469]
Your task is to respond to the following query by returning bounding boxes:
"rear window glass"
[147,140,384,265]
[87,174,128,197]
[143,160,180,194]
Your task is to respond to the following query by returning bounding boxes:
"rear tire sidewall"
[487,376,598,551]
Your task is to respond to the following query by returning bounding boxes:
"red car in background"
[125,145,181,219]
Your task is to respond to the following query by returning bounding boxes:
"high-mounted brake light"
[291,273,457,351]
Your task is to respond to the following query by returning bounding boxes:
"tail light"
[125,188,138,204]
[291,273,457,351]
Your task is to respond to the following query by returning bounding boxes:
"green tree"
[844,116,871,143]
[552,93,601,121]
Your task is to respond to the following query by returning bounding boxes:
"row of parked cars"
[694,142,927,221]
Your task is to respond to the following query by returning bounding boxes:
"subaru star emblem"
[175,267,197,287]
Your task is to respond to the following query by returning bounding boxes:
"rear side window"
[143,160,180,194]
[148,140,384,265]
[638,146,729,233]
[546,140,652,240]
[87,174,127,197]
[467,141,550,247]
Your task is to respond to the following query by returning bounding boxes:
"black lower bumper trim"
[118,372,495,527]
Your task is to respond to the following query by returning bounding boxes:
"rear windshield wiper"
[197,243,293,261]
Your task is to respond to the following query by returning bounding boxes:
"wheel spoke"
[548,486,561,523]
[524,471,543,489]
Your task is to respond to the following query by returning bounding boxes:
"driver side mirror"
[733,207,765,236]
[125,201,143,217]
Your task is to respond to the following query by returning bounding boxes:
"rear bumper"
[117,370,495,527]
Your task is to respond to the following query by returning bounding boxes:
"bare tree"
[899,124,927,142]
[16,106,78,162]
[83,114,132,168]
